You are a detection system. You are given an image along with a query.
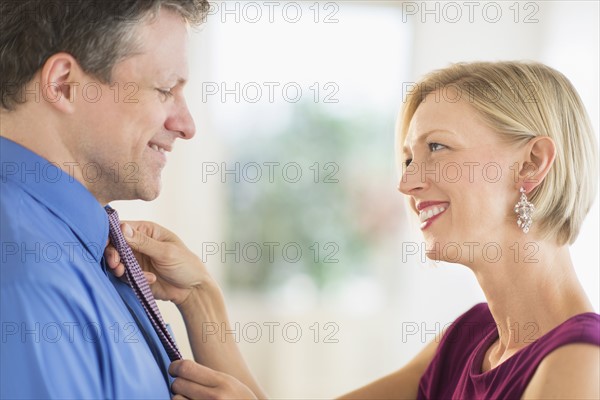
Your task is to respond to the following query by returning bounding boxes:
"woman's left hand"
[169,360,259,400]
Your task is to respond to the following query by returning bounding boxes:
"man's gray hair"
[0,0,210,110]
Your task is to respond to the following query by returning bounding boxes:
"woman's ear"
[516,136,556,193]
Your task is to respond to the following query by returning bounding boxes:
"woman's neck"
[473,241,594,359]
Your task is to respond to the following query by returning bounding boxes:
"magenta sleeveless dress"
[417,303,600,399]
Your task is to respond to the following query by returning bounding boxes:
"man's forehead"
[124,9,190,82]
[133,8,190,50]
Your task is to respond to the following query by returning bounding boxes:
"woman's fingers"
[170,360,219,399]
[104,245,156,284]
[144,271,157,283]
[104,246,125,277]
[105,245,119,267]
[171,377,215,399]
[170,360,219,387]
[120,222,174,261]
[105,242,157,284]
[169,360,257,400]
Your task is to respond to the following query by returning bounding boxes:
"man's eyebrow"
[173,76,188,87]
[162,74,188,86]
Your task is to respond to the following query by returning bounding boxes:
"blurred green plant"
[224,102,398,291]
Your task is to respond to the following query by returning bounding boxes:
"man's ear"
[515,136,556,193]
[39,52,82,114]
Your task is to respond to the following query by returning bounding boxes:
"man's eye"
[157,89,174,99]
[428,142,446,152]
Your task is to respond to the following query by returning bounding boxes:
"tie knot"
[105,206,124,238]
[105,206,127,253]
[105,205,119,222]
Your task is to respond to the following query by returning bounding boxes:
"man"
[0,1,263,398]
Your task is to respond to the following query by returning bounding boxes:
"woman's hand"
[170,360,258,400]
[104,221,267,399]
[104,220,215,306]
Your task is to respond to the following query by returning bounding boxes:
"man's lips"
[147,141,173,153]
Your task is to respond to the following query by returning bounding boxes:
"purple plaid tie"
[105,206,182,361]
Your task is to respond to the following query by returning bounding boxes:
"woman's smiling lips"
[416,201,450,230]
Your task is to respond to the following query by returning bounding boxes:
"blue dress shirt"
[1,137,173,399]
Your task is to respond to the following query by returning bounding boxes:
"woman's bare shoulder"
[522,343,600,399]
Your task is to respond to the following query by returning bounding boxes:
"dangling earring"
[514,187,534,233]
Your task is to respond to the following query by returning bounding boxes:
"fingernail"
[123,224,134,238]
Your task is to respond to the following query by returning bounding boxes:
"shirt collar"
[0,136,108,262]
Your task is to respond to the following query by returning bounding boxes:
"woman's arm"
[106,220,441,400]
[105,221,267,398]
[177,286,268,398]
[337,335,440,399]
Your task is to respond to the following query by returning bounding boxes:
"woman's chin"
[424,241,465,265]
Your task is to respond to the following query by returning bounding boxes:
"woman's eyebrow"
[402,129,455,153]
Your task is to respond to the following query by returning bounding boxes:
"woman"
[340,61,600,399]
[106,61,599,399]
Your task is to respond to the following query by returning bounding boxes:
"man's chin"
[124,177,162,202]
[137,183,162,201]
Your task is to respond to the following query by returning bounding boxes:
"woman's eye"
[428,142,446,152]
[404,158,412,167]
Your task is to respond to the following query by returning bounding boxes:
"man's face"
[72,8,196,204]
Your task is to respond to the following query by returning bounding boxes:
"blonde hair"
[399,61,598,245]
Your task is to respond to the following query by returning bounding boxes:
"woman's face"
[398,90,523,265]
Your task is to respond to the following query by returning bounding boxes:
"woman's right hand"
[104,220,219,306]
